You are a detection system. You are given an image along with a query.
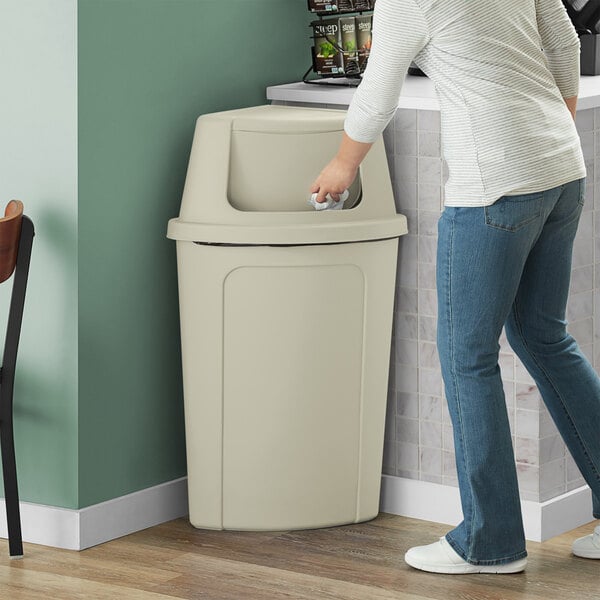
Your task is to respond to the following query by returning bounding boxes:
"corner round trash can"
[167,104,407,531]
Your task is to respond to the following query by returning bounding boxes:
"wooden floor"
[0,514,597,600]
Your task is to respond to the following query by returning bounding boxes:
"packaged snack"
[312,18,343,75]
[338,0,371,10]
[355,15,372,71]
[308,0,373,13]
[339,17,360,75]
[308,0,339,12]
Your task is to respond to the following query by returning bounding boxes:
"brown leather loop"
[0,200,24,283]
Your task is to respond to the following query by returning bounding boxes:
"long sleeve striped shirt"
[343,0,587,207]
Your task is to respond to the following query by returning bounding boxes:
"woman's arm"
[564,94,577,120]
[310,0,431,203]
[308,133,373,205]
[536,0,581,100]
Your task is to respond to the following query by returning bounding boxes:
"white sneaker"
[404,536,527,574]
[572,524,600,559]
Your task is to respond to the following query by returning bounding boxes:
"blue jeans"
[436,176,600,565]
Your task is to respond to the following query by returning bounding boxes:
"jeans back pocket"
[484,192,543,232]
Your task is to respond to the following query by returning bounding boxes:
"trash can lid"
[167,105,408,244]
[231,105,348,134]
[167,215,407,245]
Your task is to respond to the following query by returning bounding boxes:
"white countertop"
[267,74,600,111]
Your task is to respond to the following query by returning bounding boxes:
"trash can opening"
[227,129,363,213]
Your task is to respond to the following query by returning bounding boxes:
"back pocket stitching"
[484,194,542,232]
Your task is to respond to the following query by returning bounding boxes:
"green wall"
[77,0,313,508]
[0,0,78,509]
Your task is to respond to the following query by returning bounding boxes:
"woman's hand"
[309,132,374,204]
[309,155,358,204]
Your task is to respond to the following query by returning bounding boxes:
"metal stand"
[302,64,363,87]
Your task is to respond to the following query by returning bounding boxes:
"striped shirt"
[343,0,587,207]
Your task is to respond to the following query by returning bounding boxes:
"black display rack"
[303,1,374,87]
[302,1,426,87]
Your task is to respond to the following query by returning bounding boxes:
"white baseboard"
[1,475,593,550]
[380,474,596,542]
[79,477,189,550]
[0,477,189,550]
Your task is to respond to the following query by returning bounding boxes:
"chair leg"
[0,216,33,558]
[0,418,23,558]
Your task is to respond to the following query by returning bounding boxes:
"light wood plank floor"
[0,514,597,600]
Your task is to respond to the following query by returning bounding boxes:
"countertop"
[266,74,600,111]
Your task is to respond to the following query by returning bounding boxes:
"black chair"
[0,200,34,558]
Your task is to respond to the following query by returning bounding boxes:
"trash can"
[167,104,407,531]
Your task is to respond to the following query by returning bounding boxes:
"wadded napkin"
[307,189,350,211]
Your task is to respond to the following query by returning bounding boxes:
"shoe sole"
[404,553,527,574]
[572,549,600,559]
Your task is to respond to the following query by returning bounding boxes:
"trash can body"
[167,105,407,531]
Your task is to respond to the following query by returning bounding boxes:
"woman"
[310,0,600,574]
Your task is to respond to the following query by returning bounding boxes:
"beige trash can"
[167,104,407,531]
